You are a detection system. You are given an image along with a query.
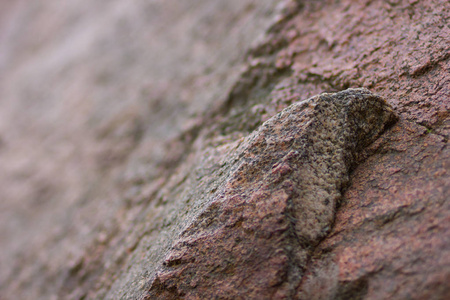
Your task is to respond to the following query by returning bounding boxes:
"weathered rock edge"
[144,88,398,299]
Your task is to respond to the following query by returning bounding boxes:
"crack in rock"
[144,88,398,300]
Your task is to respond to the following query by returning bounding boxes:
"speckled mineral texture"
[0,0,449,299]
[144,88,397,299]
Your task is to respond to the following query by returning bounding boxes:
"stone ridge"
[143,88,397,299]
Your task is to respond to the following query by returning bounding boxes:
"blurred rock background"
[0,1,282,298]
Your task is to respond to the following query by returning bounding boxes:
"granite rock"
[0,0,448,299]
[145,88,397,299]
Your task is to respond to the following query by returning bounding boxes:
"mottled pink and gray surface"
[0,0,448,299]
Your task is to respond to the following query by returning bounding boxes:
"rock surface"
[0,0,448,299]
[144,88,398,299]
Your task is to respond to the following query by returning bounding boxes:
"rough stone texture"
[144,88,397,299]
[0,0,449,300]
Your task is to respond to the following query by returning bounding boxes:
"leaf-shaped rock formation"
[144,88,398,299]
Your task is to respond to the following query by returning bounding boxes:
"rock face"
[0,1,448,300]
[145,89,397,299]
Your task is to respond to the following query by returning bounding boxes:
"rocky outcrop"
[144,89,397,299]
[0,0,448,299]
